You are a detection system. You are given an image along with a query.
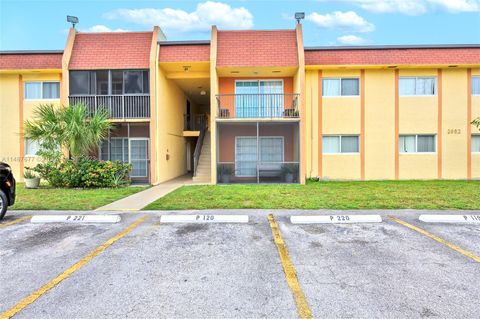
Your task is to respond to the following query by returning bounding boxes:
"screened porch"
[98,123,150,183]
[216,122,300,184]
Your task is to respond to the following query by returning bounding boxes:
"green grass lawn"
[11,184,148,210]
[144,180,480,210]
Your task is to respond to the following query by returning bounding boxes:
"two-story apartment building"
[1,24,479,185]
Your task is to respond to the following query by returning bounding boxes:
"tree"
[24,103,112,160]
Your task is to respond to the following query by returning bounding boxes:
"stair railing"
[193,121,207,177]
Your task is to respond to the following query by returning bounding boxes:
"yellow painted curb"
[0,216,31,229]
[0,215,149,319]
[388,215,480,263]
[268,214,314,319]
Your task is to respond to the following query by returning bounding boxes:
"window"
[472,135,480,153]
[100,138,149,178]
[323,135,360,154]
[25,138,40,156]
[96,70,109,95]
[111,71,123,95]
[24,82,60,99]
[399,135,436,153]
[472,76,480,95]
[69,70,149,95]
[70,71,95,95]
[399,77,436,96]
[124,70,149,94]
[100,138,129,162]
[260,137,284,163]
[322,78,359,97]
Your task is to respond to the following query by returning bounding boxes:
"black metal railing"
[184,114,208,131]
[69,95,150,119]
[216,93,300,119]
[193,121,207,177]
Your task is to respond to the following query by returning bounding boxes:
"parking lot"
[0,210,479,319]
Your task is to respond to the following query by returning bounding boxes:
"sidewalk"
[96,175,205,211]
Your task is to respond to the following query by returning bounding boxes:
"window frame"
[399,134,437,154]
[399,76,437,97]
[24,138,40,157]
[472,134,480,153]
[322,78,360,97]
[322,135,360,154]
[234,79,285,94]
[69,70,150,96]
[472,76,480,96]
[99,137,129,162]
[24,81,60,100]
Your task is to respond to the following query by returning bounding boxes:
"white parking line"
[31,215,121,224]
[419,214,480,224]
[290,215,382,224]
[160,214,249,223]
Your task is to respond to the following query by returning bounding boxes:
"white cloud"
[307,11,375,32]
[318,0,480,15]
[83,25,129,32]
[104,1,253,33]
[337,35,369,45]
[427,0,480,12]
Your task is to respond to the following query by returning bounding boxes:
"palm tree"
[24,103,111,159]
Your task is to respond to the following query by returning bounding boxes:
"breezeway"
[0,210,479,319]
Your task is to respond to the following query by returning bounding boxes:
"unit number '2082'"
[330,215,350,221]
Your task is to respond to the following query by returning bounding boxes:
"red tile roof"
[159,44,210,62]
[69,32,153,70]
[216,30,298,67]
[305,47,480,66]
[0,52,62,70]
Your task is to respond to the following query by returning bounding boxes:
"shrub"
[281,163,299,175]
[32,157,132,188]
[217,164,233,177]
[24,169,38,179]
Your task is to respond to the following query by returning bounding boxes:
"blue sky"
[1,0,479,50]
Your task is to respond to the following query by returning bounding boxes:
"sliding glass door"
[235,136,284,177]
[235,80,283,118]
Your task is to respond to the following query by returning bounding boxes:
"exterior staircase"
[193,132,212,183]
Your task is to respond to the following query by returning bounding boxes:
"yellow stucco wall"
[155,66,188,183]
[0,74,21,178]
[398,69,438,179]
[470,69,480,179]
[320,70,362,179]
[364,69,396,180]
[2,64,479,184]
[442,68,468,179]
[0,72,61,181]
[323,155,361,180]
[304,70,318,178]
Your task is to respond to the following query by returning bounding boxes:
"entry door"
[129,139,149,178]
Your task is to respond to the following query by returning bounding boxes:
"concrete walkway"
[96,175,205,211]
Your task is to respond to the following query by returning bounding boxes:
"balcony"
[216,93,300,119]
[69,95,150,119]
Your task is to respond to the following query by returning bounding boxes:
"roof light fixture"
[295,12,305,24]
[67,15,79,29]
